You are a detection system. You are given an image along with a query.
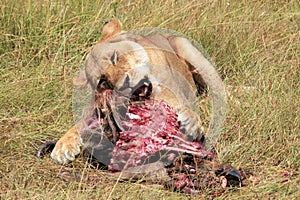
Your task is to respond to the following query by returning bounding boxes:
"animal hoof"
[215,165,243,187]
[36,140,57,158]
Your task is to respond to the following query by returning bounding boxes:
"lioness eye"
[111,50,117,65]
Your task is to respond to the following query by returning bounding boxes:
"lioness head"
[76,19,170,102]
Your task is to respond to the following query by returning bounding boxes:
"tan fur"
[100,18,122,42]
[51,19,225,164]
[51,125,82,164]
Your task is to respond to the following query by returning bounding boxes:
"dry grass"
[1,0,299,199]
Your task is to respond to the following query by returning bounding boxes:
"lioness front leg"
[51,125,83,164]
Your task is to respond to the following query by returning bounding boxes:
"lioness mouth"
[117,76,153,101]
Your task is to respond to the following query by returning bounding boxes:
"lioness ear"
[101,18,122,41]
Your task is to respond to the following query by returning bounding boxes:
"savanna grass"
[1,0,299,199]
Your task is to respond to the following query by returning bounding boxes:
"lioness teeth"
[138,89,147,96]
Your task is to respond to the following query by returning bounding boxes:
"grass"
[1,0,299,199]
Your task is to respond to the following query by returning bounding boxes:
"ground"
[1,0,299,199]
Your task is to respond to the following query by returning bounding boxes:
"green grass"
[1,0,299,199]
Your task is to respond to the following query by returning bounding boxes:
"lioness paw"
[177,107,204,141]
[51,127,83,164]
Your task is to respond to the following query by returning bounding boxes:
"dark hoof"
[215,166,242,187]
[36,140,57,158]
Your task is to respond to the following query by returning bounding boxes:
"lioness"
[49,18,226,165]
